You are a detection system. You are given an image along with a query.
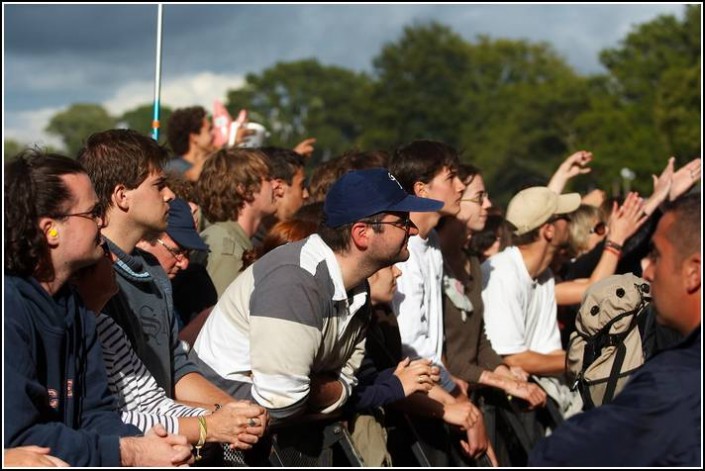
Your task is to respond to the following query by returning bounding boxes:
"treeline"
[6,6,700,202]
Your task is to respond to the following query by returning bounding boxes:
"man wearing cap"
[529,194,700,466]
[481,186,582,417]
[191,168,442,420]
[137,198,209,281]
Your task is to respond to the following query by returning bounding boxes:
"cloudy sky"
[4,3,687,150]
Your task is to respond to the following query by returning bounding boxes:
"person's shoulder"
[482,248,522,281]
[4,275,22,296]
[200,220,233,238]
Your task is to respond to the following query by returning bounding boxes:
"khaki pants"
[349,411,392,467]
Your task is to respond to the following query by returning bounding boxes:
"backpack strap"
[603,341,627,404]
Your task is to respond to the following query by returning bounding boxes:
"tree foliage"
[43,6,699,202]
[226,59,372,165]
[119,103,173,142]
[4,139,23,162]
[578,4,701,193]
[364,22,474,149]
[45,103,117,156]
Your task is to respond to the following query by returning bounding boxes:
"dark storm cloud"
[3,3,687,142]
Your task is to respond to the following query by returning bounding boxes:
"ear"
[273,178,286,199]
[541,222,555,242]
[683,252,701,294]
[413,181,426,198]
[112,184,130,211]
[350,221,372,250]
[39,217,59,247]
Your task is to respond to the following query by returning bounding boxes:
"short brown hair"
[308,158,346,203]
[390,140,461,193]
[663,193,701,264]
[196,148,272,223]
[78,129,168,209]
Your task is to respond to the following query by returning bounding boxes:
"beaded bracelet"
[604,240,623,252]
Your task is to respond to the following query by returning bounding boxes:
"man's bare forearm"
[503,350,566,376]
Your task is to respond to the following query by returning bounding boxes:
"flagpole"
[151,4,164,140]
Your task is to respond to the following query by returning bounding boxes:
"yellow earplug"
[48,228,58,237]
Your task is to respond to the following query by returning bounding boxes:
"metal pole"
[151,4,164,140]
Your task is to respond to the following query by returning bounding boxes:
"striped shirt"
[96,313,206,433]
[194,234,370,419]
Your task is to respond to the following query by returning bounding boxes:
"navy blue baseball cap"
[167,198,209,251]
[323,168,443,227]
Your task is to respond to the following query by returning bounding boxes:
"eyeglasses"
[590,221,607,236]
[156,238,190,261]
[55,203,104,223]
[460,191,489,205]
[362,216,412,233]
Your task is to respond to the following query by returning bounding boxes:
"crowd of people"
[3,104,701,467]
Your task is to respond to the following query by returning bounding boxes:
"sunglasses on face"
[590,221,607,236]
[362,215,412,233]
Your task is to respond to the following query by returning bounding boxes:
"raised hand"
[293,138,316,158]
[670,157,701,201]
[607,192,647,245]
[548,150,593,194]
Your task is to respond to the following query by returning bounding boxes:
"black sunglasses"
[362,216,412,233]
[590,221,607,236]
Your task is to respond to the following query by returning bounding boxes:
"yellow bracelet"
[195,415,207,461]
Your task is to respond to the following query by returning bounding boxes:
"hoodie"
[4,275,140,466]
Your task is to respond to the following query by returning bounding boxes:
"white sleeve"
[481,260,528,355]
[393,254,429,360]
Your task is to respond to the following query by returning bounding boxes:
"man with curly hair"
[195,148,281,297]
[165,106,215,181]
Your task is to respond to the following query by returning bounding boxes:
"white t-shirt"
[393,231,444,365]
[481,246,562,355]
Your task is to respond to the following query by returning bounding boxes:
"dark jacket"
[104,239,199,396]
[348,304,407,413]
[529,327,701,466]
[3,275,140,466]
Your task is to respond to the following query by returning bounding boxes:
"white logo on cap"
[388,172,403,190]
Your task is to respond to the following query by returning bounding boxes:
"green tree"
[4,139,63,162]
[364,24,591,204]
[576,5,701,193]
[46,104,117,156]
[364,22,473,149]
[119,103,173,142]
[459,37,592,203]
[4,138,23,161]
[226,59,372,165]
